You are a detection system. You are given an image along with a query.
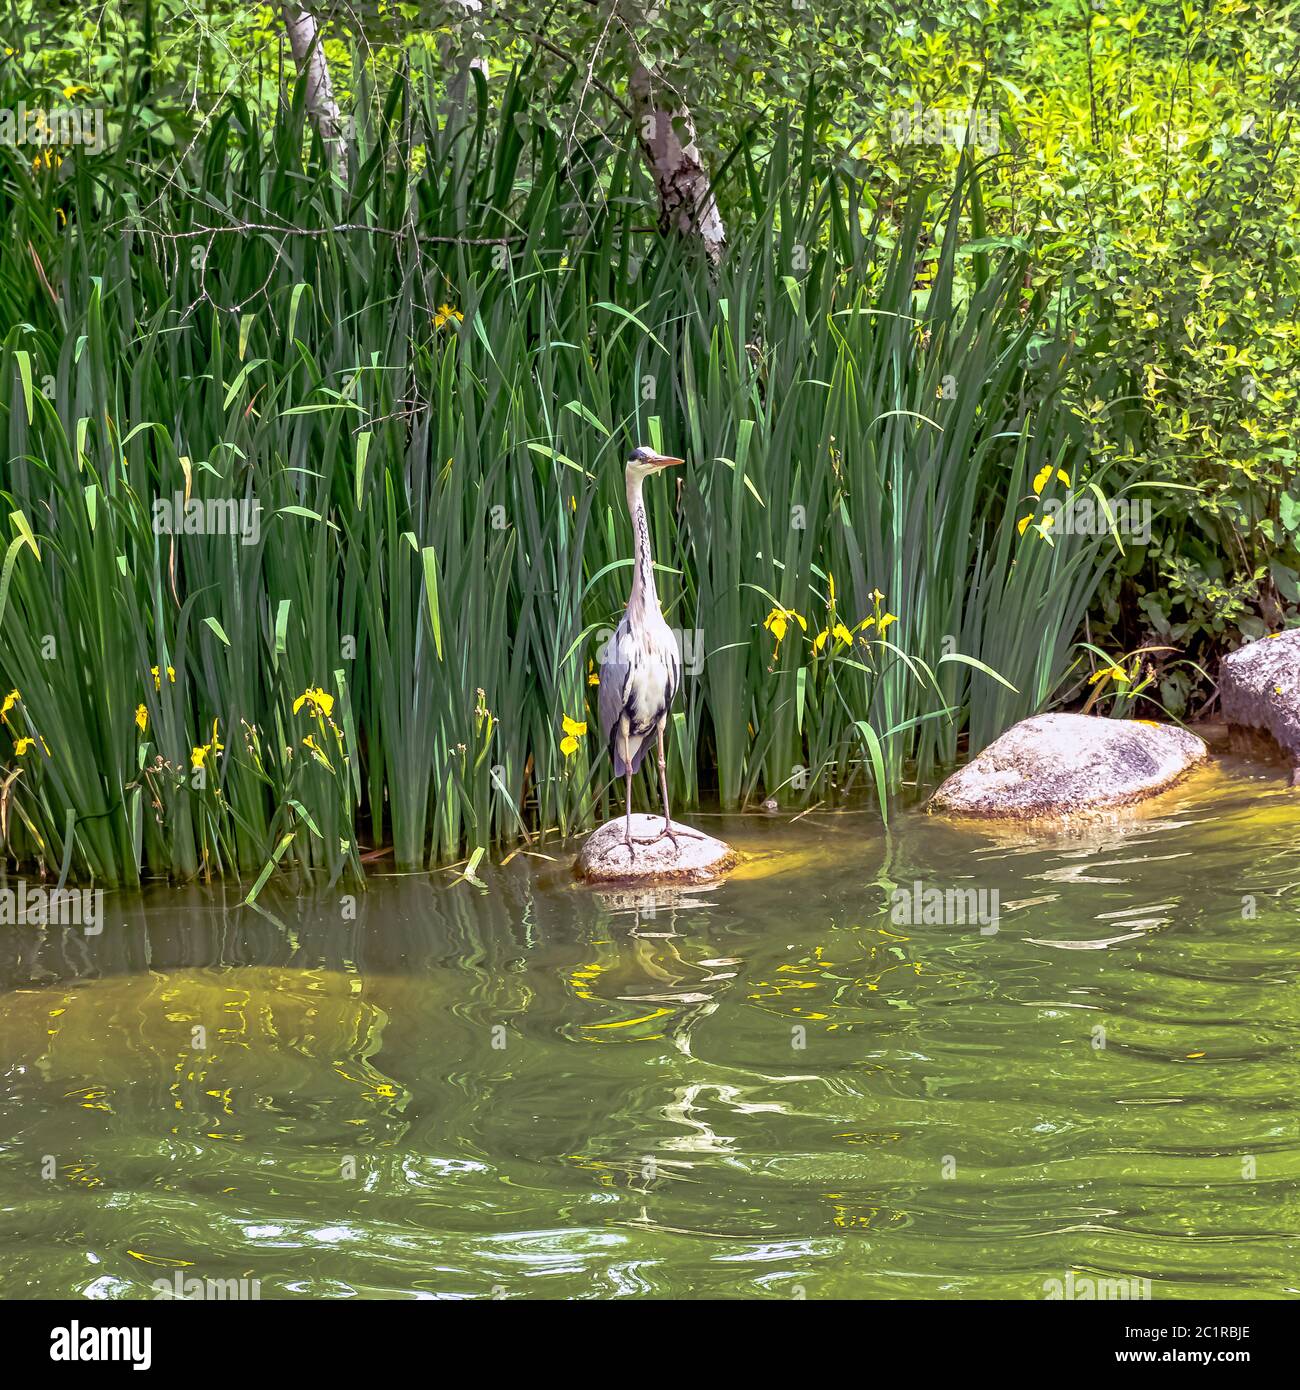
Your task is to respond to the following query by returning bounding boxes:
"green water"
[1,757,1297,1300]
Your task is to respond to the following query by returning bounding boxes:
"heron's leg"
[623,767,635,856]
[635,724,703,846]
[657,724,673,832]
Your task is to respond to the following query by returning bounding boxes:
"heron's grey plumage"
[597,630,631,771]
[597,447,686,849]
[599,613,680,776]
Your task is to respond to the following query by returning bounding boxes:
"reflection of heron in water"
[571,909,820,1220]
[617,909,755,1065]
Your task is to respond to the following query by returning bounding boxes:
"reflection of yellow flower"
[292,686,335,718]
[135,704,148,732]
[1,689,19,722]
[569,960,604,1001]
[560,713,587,757]
[434,303,463,330]
[151,665,175,692]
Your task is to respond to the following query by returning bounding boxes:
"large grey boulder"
[930,712,1207,819]
[1220,629,1300,784]
[576,813,736,884]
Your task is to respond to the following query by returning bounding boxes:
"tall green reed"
[0,65,1119,887]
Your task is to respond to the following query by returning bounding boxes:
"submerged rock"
[930,712,1207,819]
[1220,629,1300,784]
[576,813,736,884]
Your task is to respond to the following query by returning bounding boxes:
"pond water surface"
[1,758,1297,1299]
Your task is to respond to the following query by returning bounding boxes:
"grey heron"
[598,445,701,856]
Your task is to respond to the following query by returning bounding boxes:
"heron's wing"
[598,621,633,752]
[665,627,682,709]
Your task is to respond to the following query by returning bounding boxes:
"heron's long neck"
[626,473,660,621]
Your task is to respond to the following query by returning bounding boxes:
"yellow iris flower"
[293,686,335,718]
[191,718,223,769]
[560,714,587,757]
[812,621,856,652]
[764,607,808,653]
[1032,464,1072,496]
[1018,513,1056,538]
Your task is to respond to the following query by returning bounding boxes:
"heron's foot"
[618,834,637,860]
[633,822,706,850]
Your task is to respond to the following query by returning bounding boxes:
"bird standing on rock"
[598,445,702,857]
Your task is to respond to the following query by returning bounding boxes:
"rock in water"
[576,813,736,884]
[1220,629,1300,784]
[930,712,1207,819]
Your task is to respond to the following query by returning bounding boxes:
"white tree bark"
[628,61,725,266]
[281,3,347,177]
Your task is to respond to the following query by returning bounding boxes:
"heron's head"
[625,445,684,482]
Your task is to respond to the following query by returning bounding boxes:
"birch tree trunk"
[281,3,347,177]
[628,60,726,266]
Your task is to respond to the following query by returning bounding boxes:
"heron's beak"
[653,455,685,469]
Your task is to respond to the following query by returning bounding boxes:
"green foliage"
[1021,1,1300,701]
[0,52,1112,884]
[4,0,1291,881]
